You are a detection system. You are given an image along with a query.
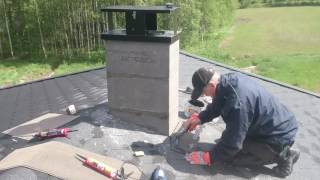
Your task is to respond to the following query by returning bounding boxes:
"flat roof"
[0,52,319,179]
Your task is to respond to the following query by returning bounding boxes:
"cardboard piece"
[0,141,142,180]
[2,113,79,140]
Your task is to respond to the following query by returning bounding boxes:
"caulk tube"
[47,128,69,138]
[84,157,117,179]
[35,128,70,139]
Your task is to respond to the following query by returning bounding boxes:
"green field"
[0,52,105,88]
[223,7,320,56]
[189,6,320,93]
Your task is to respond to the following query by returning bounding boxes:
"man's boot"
[273,148,300,178]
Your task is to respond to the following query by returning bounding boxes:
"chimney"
[101,4,180,135]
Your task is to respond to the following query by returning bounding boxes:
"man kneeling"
[183,67,299,178]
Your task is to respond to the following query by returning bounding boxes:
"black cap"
[191,67,214,100]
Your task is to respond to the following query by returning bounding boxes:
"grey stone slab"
[106,41,171,78]
[108,77,169,113]
[105,40,179,135]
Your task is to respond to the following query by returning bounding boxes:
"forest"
[0,0,237,59]
[1,0,319,92]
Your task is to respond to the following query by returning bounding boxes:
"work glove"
[183,113,201,132]
[185,151,211,166]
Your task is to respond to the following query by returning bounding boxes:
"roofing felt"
[0,52,320,179]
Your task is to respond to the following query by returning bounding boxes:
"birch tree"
[34,0,47,59]
[2,0,14,57]
[0,35,3,57]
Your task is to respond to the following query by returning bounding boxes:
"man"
[183,67,299,177]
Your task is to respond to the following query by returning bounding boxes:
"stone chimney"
[101,4,179,135]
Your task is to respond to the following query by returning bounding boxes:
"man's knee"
[236,139,280,165]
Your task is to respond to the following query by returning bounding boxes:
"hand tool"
[178,86,193,94]
[170,113,200,154]
[170,122,189,154]
[184,99,205,118]
[33,128,78,140]
[76,154,133,180]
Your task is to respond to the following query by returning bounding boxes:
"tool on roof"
[33,128,78,140]
[170,125,188,154]
[150,166,167,180]
[76,154,133,180]
[170,123,189,154]
[170,113,202,154]
[184,99,204,118]
[178,86,193,94]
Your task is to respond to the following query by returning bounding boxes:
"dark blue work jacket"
[198,73,298,162]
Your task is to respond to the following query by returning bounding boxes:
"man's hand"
[182,113,201,132]
[185,151,211,166]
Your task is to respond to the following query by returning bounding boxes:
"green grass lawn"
[223,7,320,57]
[0,51,105,88]
[188,6,320,93]
[237,54,320,91]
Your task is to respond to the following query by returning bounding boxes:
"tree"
[0,0,237,58]
[2,0,14,57]
[33,0,47,58]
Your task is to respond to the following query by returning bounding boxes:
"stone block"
[106,41,170,78]
[105,40,179,135]
[107,76,169,113]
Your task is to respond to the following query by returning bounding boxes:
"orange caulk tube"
[76,154,117,179]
